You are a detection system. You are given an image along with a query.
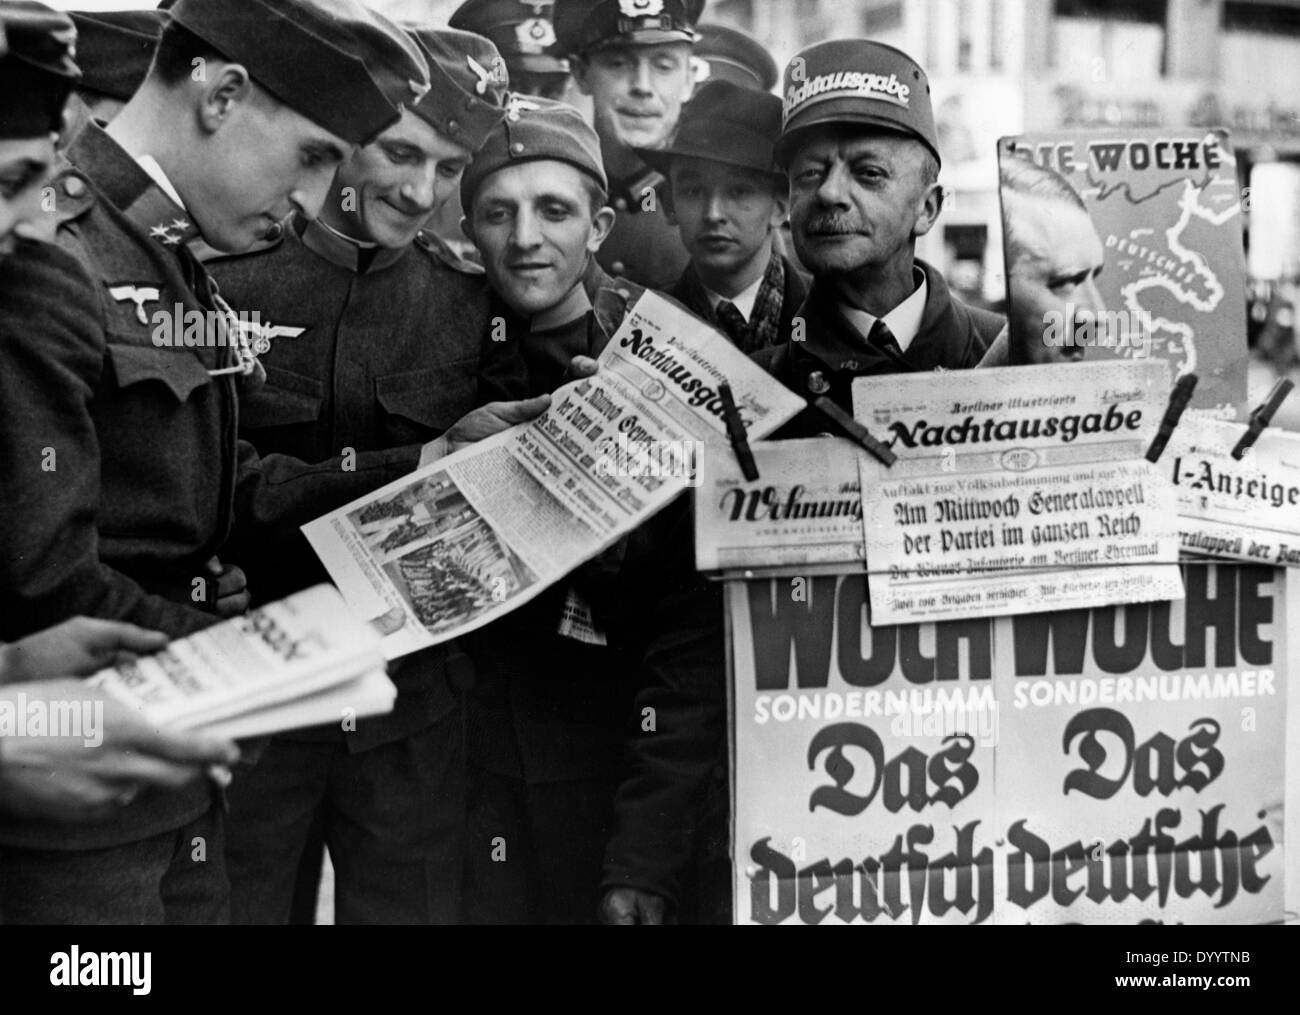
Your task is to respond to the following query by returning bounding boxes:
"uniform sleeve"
[231,438,421,537]
[601,499,728,909]
[0,240,217,639]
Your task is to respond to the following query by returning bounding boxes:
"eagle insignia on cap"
[505,95,542,122]
[516,16,557,52]
[619,0,665,16]
[466,54,508,96]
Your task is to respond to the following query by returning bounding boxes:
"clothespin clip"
[1231,378,1294,460]
[1145,373,1198,464]
[812,397,897,467]
[718,383,759,481]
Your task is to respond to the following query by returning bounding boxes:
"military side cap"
[403,26,507,153]
[691,23,775,92]
[450,0,568,76]
[0,1,79,139]
[168,0,429,146]
[777,38,940,169]
[636,79,780,178]
[553,0,703,57]
[68,9,164,102]
[461,94,605,209]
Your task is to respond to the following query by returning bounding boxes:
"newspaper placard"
[695,437,868,575]
[852,360,1184,625]
[304,291,805,659]
[728,575,999,925]
[1164,416,1300,566]
[998,128,1248,418]
[728,566,1288,925]
[994,564,1286,924]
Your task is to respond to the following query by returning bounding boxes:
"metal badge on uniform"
[107,284,161,325]
[234,319,307,357]
[148,217,194,247]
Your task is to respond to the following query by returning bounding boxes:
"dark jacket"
[600,259,1005,918]
[667,252,810,353]
[0,125,417,851]
[752,258,1004,438]
[464,258,646,783]
[207,214,510,751]
[595,163,689,292]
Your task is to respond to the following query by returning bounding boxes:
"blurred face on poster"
[1004,185,1104,365]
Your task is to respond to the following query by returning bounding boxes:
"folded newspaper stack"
[89,585,394,739]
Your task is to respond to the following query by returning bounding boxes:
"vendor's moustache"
[801,217,864,235]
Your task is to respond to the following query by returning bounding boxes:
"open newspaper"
[89,585,393,740]
[304,291,806,659]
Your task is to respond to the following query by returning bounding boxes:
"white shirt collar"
[838,267,928,354]
[704,271,765,323]
[135,155,187,211]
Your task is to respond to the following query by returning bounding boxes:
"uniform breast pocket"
[239,363,325,432]
[374,360,479,444]
[105,339,212,405]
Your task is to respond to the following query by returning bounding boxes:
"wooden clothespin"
[718,383,759,481]
[812,397,897,467]
[1232,378,1294,460]
[1145,373,1198,464]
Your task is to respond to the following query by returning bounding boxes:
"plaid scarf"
[682,250,787,354]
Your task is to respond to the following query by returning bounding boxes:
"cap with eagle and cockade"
[460,93,606,209]
[166,0,429,147]
[450,0,568,76]
[553,0,704,56]
[776,38,940,169]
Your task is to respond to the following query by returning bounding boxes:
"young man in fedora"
[638,77,807,354]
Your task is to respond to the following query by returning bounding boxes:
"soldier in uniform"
[455,96,643,923]
[206,26,515,926]
[638,79,807,354]
[689,22,776,93]
[0,0,538,925]
[0,0,242,833]
[433,0,572,267]
[553,0,704,290]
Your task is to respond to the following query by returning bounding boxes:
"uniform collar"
[837,265,928,353]
[607,160,663,211]
[65,123,201,249]
[296,214,410,274]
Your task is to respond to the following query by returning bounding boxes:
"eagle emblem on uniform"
[232,318,307,356]
[108,285,161,324]
[619,0,664,17]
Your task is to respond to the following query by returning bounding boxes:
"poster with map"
[998,129,1248,419]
